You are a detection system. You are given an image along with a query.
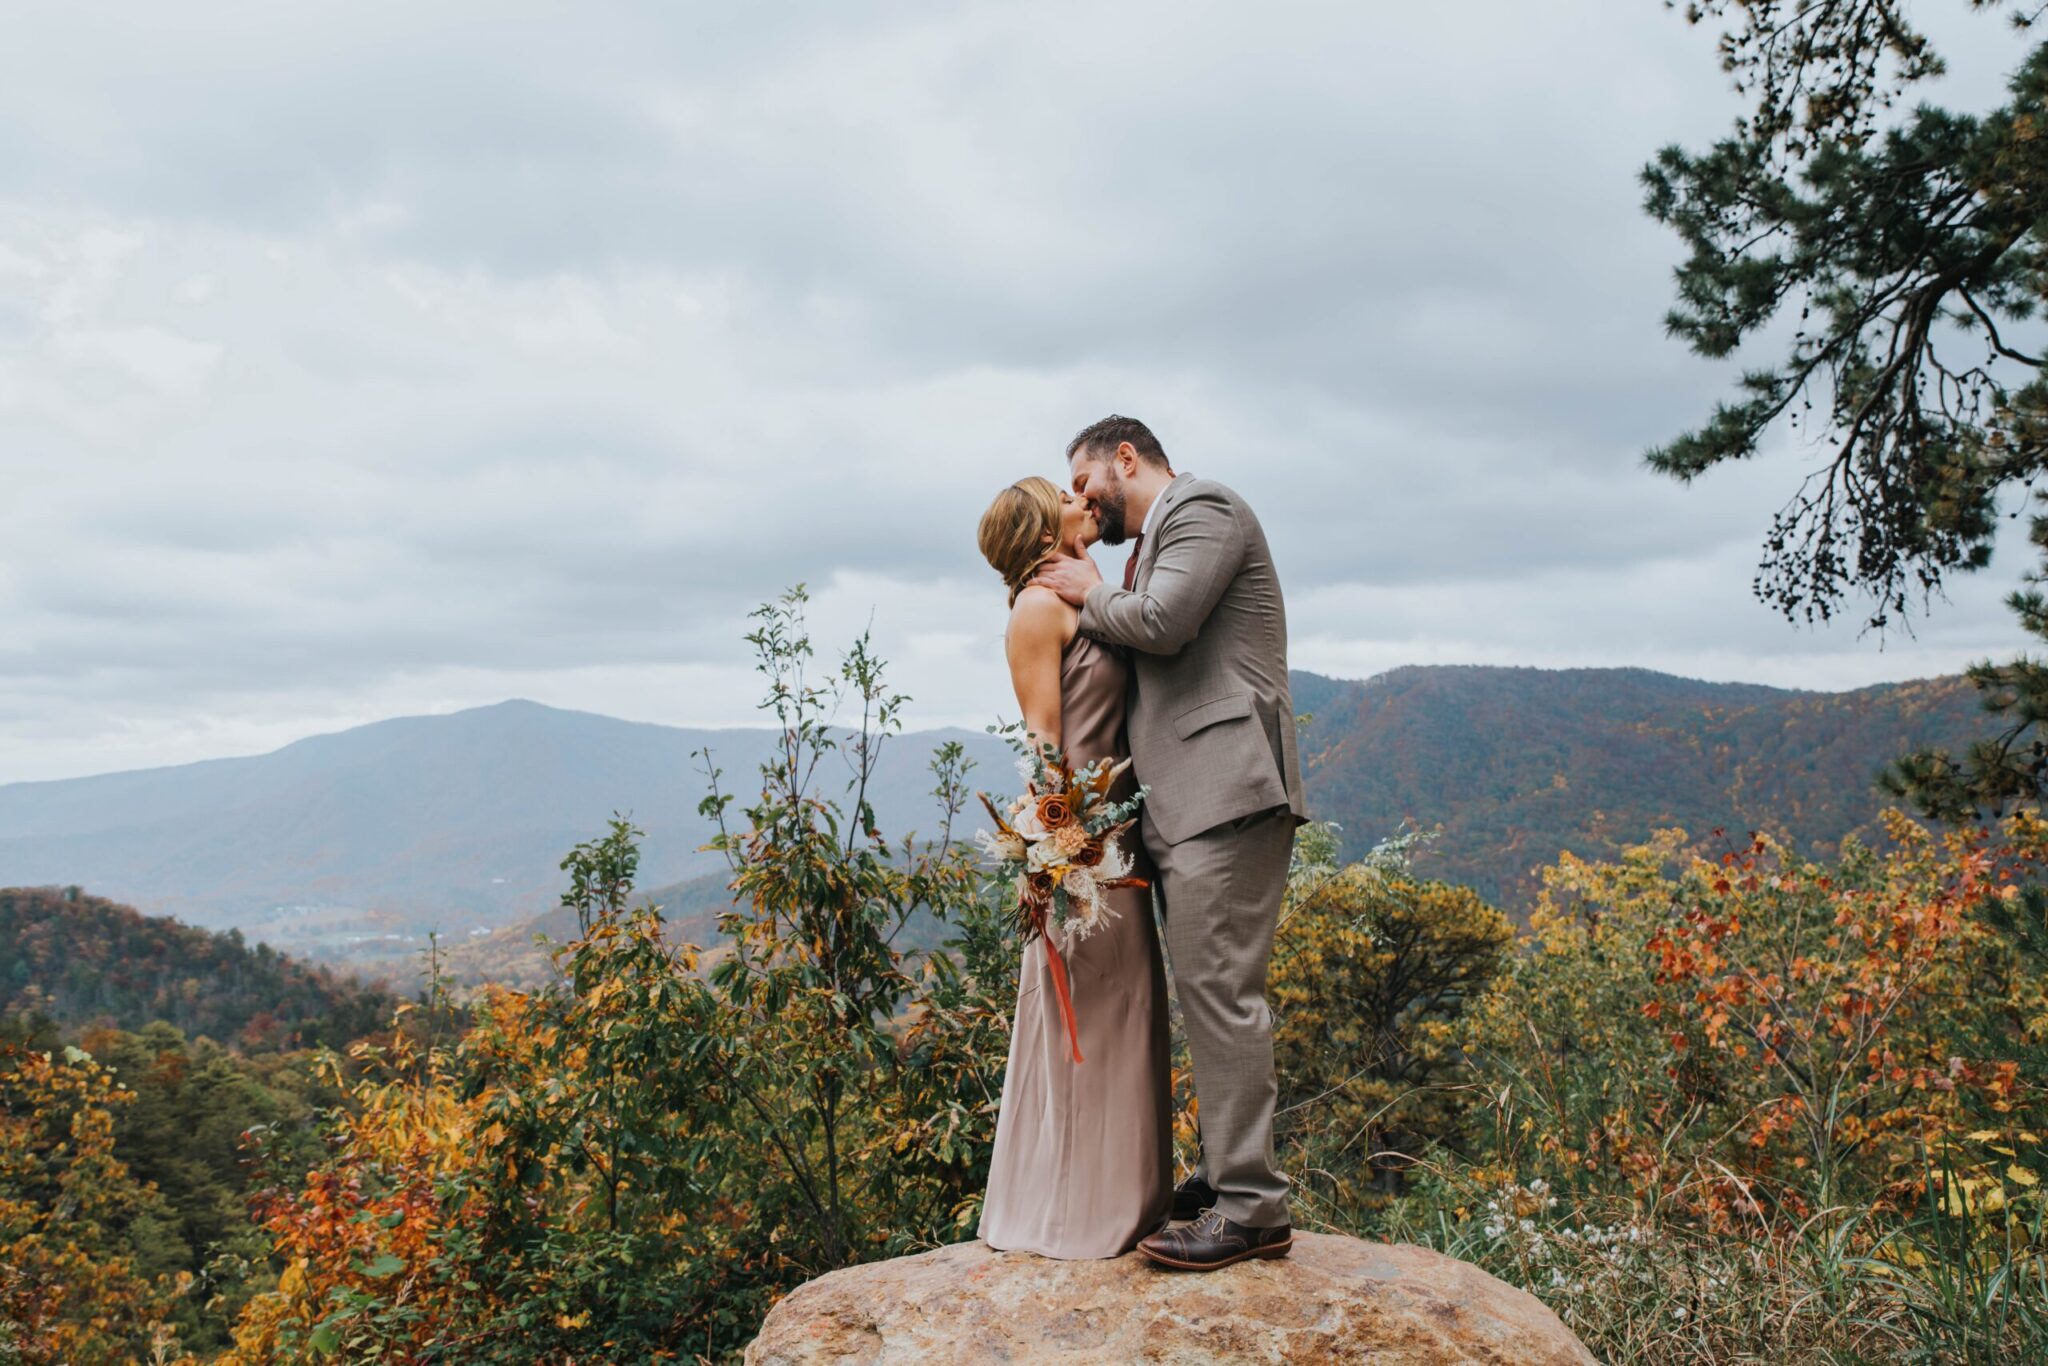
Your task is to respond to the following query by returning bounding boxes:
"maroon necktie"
[1122,534,1144,591]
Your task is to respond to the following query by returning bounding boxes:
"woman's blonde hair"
[977,476,1065,606]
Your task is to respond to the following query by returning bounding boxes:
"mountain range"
[0,666,1991,968]
[0,701,1001,962]
[1300,665,1984,902]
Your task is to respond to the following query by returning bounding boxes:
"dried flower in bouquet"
[975,724,1150,1063]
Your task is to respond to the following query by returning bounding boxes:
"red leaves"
[1631,820,2038,1200]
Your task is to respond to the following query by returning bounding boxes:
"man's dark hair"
[1065,414,1171,470]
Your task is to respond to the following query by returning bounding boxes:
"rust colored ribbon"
[1035,909,1084,1064]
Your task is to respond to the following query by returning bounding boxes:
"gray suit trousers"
[1146,804,1294,1227]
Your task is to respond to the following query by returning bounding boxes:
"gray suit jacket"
[1079,474,1309,846]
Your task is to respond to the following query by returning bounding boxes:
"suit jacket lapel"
[1134,473,1193,590]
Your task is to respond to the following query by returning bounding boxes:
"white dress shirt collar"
[1138,482,1166,540]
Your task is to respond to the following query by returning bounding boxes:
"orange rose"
[1034,792,1073,829]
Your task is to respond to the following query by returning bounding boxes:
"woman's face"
[1055,487,1099,552]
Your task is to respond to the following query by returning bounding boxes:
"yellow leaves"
[1941,1176,2008,1216]
[1873,1238,1929,1270]
[2007,1164,2039,1188]
[0,1041,190,1361]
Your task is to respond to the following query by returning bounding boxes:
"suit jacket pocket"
[1171,691,1254,739]
[1147,691,1289,843]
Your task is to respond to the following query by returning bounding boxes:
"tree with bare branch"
[1645,1,2047,816]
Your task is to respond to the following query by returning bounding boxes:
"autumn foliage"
[1269,827,1514,1211]
[216,590,1012,1362]
[8,590,2048,1362]
[0,1042,194,1365]
[1409,811,2048,1359]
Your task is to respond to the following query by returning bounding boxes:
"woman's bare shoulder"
[1006,585,1078,646]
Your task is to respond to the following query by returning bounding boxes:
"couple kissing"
[973,414,1309,1272]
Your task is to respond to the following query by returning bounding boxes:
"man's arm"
[1073,487,1244,656]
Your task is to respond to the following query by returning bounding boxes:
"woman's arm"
[1005,586,1074,756]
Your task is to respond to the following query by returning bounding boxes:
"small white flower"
[1063,865,1099,906]
[1059,868,1124,948]
[976,829,1027,863]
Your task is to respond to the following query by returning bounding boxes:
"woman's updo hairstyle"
[977,476,1064,606]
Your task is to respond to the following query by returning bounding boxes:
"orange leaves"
[218,998,490,1364]
[1622,812,2048,1202]
[1475,807,2048,1242]
[1744,1098,1806,1150]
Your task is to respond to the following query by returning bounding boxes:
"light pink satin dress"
[978,633,1174,1258]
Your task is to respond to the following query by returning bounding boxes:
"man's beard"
[1091,476,1131,545]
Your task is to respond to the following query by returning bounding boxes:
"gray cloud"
[0,1,2035,782]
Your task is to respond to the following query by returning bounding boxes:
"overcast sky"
[1,2,2036,783]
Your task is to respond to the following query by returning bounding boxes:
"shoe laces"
[1193,1208,1227,1236]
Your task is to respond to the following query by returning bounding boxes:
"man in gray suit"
[1035,414,1308,1271]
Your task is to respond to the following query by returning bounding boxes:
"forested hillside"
[1300,667,1985,906]
[0,886,396,1048]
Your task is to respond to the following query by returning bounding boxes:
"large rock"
[745,1232,1596,1364]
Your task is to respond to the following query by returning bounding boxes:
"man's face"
[1070,450,1130,545]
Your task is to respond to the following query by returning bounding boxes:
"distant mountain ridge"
[0,667,1992,961]
[0,700,1006,959]
[1301,665,1985,904]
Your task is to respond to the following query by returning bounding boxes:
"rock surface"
[745,1232,1596,1364]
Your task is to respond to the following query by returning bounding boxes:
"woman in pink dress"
[972,476,1174,1258]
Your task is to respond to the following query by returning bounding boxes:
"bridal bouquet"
[976,737,1149,1063]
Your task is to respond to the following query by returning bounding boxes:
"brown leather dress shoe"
[1137,1207,1293,1271]
[1169,1172,1218,1223]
